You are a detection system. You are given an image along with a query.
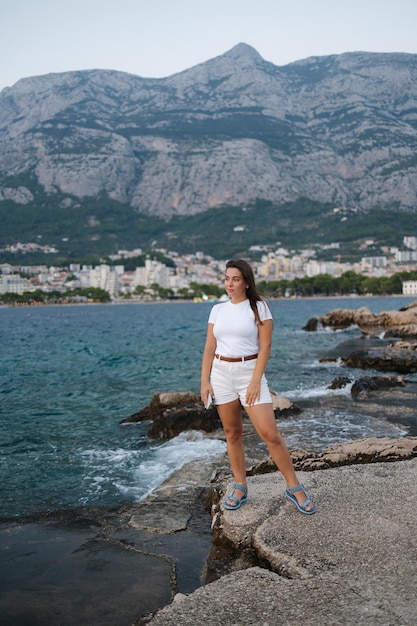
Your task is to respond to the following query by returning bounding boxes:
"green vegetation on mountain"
[2,192,417,266]
[1,49,417,268]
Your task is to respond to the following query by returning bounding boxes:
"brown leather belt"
[214,353,258,362]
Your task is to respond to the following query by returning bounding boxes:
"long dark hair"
[225,259,268,325]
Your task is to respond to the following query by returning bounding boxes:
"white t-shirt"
[208,299,272,357]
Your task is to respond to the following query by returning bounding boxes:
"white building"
[260,255,292,279]
[395,250,417,263]
[361,256,387,270]
[88,264,121,296]
[403,237,417,250]
[305,260,342,277]
[133,259,173,289]
[402,281,417,295]
[0,275,36,294]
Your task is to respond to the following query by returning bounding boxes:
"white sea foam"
[78,432,226,504]
[283,382,353,400]
[279,410,408,452]
[307,358,344,369]
[309,323,360,334]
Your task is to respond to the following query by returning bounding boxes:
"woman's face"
[224,267,248,302]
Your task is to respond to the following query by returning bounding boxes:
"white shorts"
[210,357,272,407]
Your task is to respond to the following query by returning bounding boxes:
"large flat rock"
[148,458,417,625]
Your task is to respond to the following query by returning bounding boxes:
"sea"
[0,295,414,519]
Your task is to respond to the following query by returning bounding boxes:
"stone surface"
[248,436,417,473]
[343,341,417,373]
[304,301,417,372]
[122,391,202,422]
[121,391,222,440]
[0,472,216,626]
[2,437,417,625]
[270,389,301,415]
[0,521,174,626]
[327,374,406,395]
[350,375,406,396]
[321,305,417,332]
[147,457,417,626]
[305,303,417,339]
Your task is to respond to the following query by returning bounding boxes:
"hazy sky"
[1,0,416,91]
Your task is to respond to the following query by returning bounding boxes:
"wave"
[282,382,352,400]
[279,410,408,452]
[77,432,226,505]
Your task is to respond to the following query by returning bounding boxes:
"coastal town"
[2,235,417,299]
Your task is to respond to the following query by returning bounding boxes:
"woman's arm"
[245,318,273,406]
[200,323,216,406]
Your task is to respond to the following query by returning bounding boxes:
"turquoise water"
[0,297,413,518]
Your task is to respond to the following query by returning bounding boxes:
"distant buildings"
[133,259,173,290]
[402,281,417,295]
[0,275,35,294]
[403,237,417,250]
[396,250,417,263]
[89,264,124,295]
[3,233,417,298]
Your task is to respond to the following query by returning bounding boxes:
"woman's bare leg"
[245,403,314,511]
[216,399,247,504]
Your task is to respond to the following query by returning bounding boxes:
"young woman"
[201,259,315,514]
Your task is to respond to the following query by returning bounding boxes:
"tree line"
[258,270,417,298]
[0,287,111,305]
[186,271,417,299]
[2,271,417,305]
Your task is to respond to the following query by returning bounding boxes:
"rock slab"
[148,458,417,625]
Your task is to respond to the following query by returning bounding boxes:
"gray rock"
[0,459,220,626]
[327,375,353,389]
[2,435,416,625]
[350,375,406,396]
[343,341,417,373]
[270,389,301,415]
[147,456,417,625]
[249,436,417,472]
[314,304,417,337]
[121,391,222,440]
[306,302,417,372]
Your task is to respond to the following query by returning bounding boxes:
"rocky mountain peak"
[0,46,416,222]
[220,42,265,64]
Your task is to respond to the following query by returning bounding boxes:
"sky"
[1,0,417,92]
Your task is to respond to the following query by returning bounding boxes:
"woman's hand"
[201,383,214,409]
[245,380,261,406]
[201,323,216,409]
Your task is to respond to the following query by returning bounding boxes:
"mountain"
[1,43,417,259]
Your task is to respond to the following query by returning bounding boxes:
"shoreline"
[0,292,414,309]
[2,432,416,625]
[0,453,223,626]
[146,453,417,626]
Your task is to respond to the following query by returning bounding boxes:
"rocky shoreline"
[2,300,417,625]
[144,299,417,624]
[148,452,417,626]
[2,430,415,626]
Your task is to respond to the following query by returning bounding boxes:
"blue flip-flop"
[285,483,316,515]
[224,482,248,510]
